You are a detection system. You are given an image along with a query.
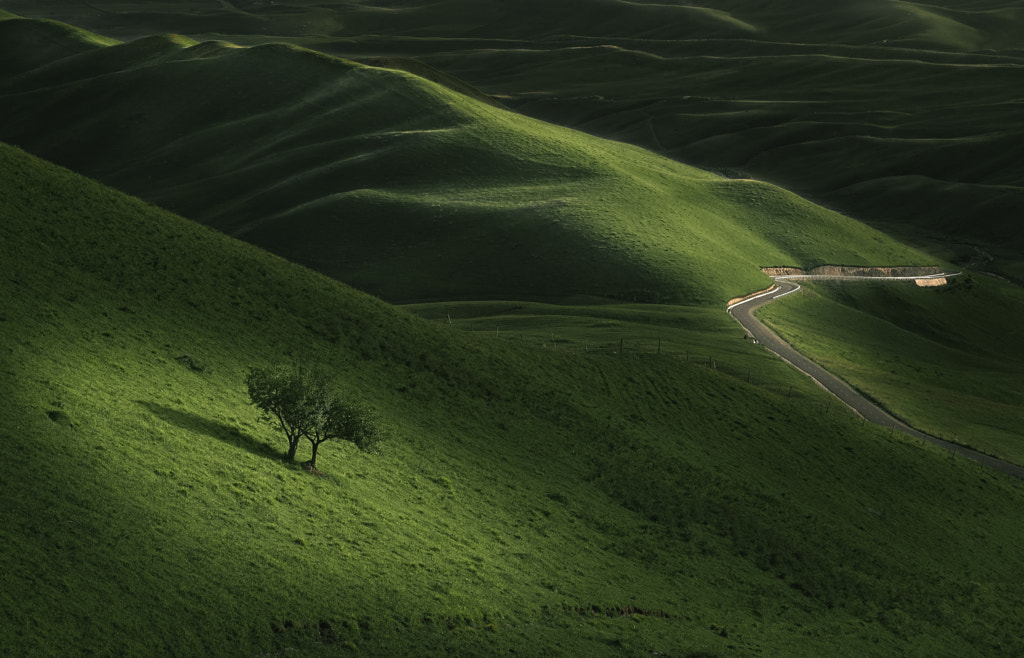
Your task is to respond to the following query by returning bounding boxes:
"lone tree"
[245,365,331,462]
[306,398,385,469]
[245,364,384,469]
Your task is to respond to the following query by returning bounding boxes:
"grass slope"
[1,11,1019,463]
[756,275,1024,465]
[430,38,1024,269]
[0,15,120,75]
[5,1,1020,273]
[4,143,1024,655]
[0,17,932,306]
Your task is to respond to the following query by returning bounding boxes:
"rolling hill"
[3,138,1024,656]
[0,15,933,306]
[9,0,1017,279]
[757,274,1024,465]
[1,10,1021,489]
[3,5,1024,654]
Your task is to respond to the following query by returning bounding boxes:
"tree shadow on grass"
[137,401,284,462]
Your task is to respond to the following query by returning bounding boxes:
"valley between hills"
[1,2,1023,656]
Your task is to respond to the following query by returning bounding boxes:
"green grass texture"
[0,16,932,306]
[4,142,1024,655]
[5,14,1016,469]
[10,0,1017,276]
[756,275,1024,465]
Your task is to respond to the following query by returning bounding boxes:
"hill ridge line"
[761,265,946,278]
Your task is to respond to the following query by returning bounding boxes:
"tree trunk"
[309,441,321,469]
[286,437,300,461]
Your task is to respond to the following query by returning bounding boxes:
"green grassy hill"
[420,25,1024,276]
[14,0,1013,278]
[757,274,1024,465]
[4,142,1024,655]
[1,10,1021,481]
[3,7,1024,652]
[0,16,932,306]
[5,1,1021,275]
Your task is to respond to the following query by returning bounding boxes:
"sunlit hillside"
[1,7,1021,451]
[9,0,1017,278]
[0,16,932,305]
[1,9,1021,502]
[3,4,1024,654]
[4,139,1024,656]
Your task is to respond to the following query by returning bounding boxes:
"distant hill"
[408,0,1024,273]
[9,0,1024,49]
[0,16,931,305]
[8,0,1017,278]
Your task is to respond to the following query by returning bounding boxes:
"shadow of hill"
[137,401,283,461]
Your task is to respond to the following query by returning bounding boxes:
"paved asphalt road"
[727,278,1024,481]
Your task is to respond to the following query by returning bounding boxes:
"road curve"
[728,276,1024,481]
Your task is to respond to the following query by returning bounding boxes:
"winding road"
[727,274,1024,481]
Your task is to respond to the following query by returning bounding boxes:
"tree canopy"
[245,365,382,469]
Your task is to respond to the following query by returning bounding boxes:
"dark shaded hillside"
[412,1,1024,273]
[0,16,930,306]
[8,0,1020,277]
[10,0,1024,49]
